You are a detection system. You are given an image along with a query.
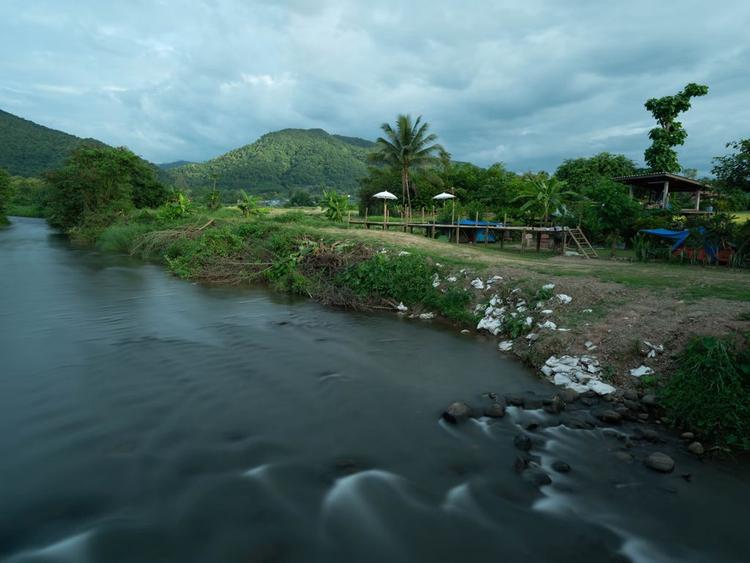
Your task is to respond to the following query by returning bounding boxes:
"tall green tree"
[513,175,576,225]
[371,114,444,210]
[643,83,709,173]
[555,152,637,190]
[45,146,167,235]
[0,167,14,225]
[712,139,750,192]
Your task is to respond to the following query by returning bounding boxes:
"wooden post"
[521,228,526,252]
[347,210,351,226]
[536,231,542,252]
[661,180,670,208]
[562,228,567,255]
[422,207,425,224]
[695,190,701,211]
[500,229,504,249]
[384,201,388,230]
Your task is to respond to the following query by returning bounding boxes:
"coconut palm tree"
[372,114,444,211]
[513,176,576,225]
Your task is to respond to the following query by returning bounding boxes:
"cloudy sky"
[1,0,748,174]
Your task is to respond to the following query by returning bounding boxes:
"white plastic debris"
[396,302,408,312]
[542,283,555,290]
[541,309,554,315]
[526,332,539,341]
[447,276,457,283]
[487,275,503,285]
[538,320,557,330]
[398,251,411,256]
[564,251,581,257]
[460,329,470,334]
[582,308,593,314]
[435,263,443,268]
[431,273,441,288]
[584,340,597,351]
[419,312,435,320]
[498,340,514,352]
[470,278,485,289]
[477,317,502,335]
[557,328,571,332]
[629,365,654,377]
[556,294,573,304]
[643,341,664,359]
[525,316,533,327]
[542,355,615,395]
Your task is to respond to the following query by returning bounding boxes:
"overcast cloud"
[1,0,748,173]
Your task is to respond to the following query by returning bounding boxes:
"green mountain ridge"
[166,128,375,194]
[0,109,107,177]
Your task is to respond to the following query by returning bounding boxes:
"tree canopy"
[46,146,167,236]
[643,83,709,173]
[0,168,13,225]
[371,114,444,209]
[712,139,750,192]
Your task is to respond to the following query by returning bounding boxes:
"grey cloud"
[1,0,748,172]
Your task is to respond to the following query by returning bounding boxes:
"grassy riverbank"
[96,207,750,451]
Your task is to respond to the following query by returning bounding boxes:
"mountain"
[166,128,375,194]
[0,109,106,177]
[158,160,196,170]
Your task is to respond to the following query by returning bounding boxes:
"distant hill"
[166,128,374,194]
[0,109,106,176]
[158,160,196,170]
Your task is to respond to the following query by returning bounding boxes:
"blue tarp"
[457,218,504,242]
[640,227,717,260]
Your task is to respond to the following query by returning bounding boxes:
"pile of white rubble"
[541,355,616,395]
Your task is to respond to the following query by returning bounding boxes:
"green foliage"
[513,175,576,224]
[371,114,444,209]
[662,334,750,450]
[158,191,192,220]
[555,152,637,191]
[286,189,316,207]
[582,180,642,254]
[0,168,13,224]
[237,190,264,217]
[712,139,750,194]
[165,128,373,194]
[644,83,709,173]
[45,146,167,238]
[0,109,107,177]
[8,176,49,217]
[205,188,222,210]
[503,313,531,339]
[322,190,349,222]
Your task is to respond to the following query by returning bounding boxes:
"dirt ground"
[315,224,750,390]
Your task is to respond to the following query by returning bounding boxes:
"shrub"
[339,253,435,304]
[322,190,349,222]
[662,334,750,451]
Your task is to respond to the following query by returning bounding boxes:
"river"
[1,217,748,563]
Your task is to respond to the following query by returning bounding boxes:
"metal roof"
[613,172,708,192]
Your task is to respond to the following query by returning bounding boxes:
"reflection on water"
[1,218,748,562]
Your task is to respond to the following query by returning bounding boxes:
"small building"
[614,172,711,214]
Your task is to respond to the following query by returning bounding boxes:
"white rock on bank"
[556,294,573,304]
[498,340,514,352]
[542,354,615,395]
[629,365,654,377]
[471,278,485,289]
[538,320,557,330]
[419,312,435,320]
[396,302,408,312]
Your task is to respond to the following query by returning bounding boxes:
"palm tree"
[372,114,444,211]
[514,176,576,225]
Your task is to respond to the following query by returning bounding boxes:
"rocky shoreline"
[440,387,704,489]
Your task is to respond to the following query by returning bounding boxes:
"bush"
[662,334,750,451]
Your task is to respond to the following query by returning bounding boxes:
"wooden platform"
[345,219,596,255]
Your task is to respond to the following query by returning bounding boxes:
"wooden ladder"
[567,227,598,258]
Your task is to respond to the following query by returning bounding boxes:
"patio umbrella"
[372,191,398,225]
[433,191,457,224]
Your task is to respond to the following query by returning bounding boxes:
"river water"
[0,217,748,563]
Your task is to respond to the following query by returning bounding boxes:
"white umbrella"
[372,191,397,226]
[433,191,457,227]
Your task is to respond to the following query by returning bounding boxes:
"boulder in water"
[513,434,532,451]
[644,452,675,473]
[484,402,506,418]
[443,402,472,424]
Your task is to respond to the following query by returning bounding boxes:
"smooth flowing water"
[1,218,748,563]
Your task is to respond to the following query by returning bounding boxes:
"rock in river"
[443,402,472,424]
[551,460,571,473]
[688,442,705,456]
[484,402,506,418]
[596,410,622,424]
[644,452,675,473]
[513,434,532,451]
